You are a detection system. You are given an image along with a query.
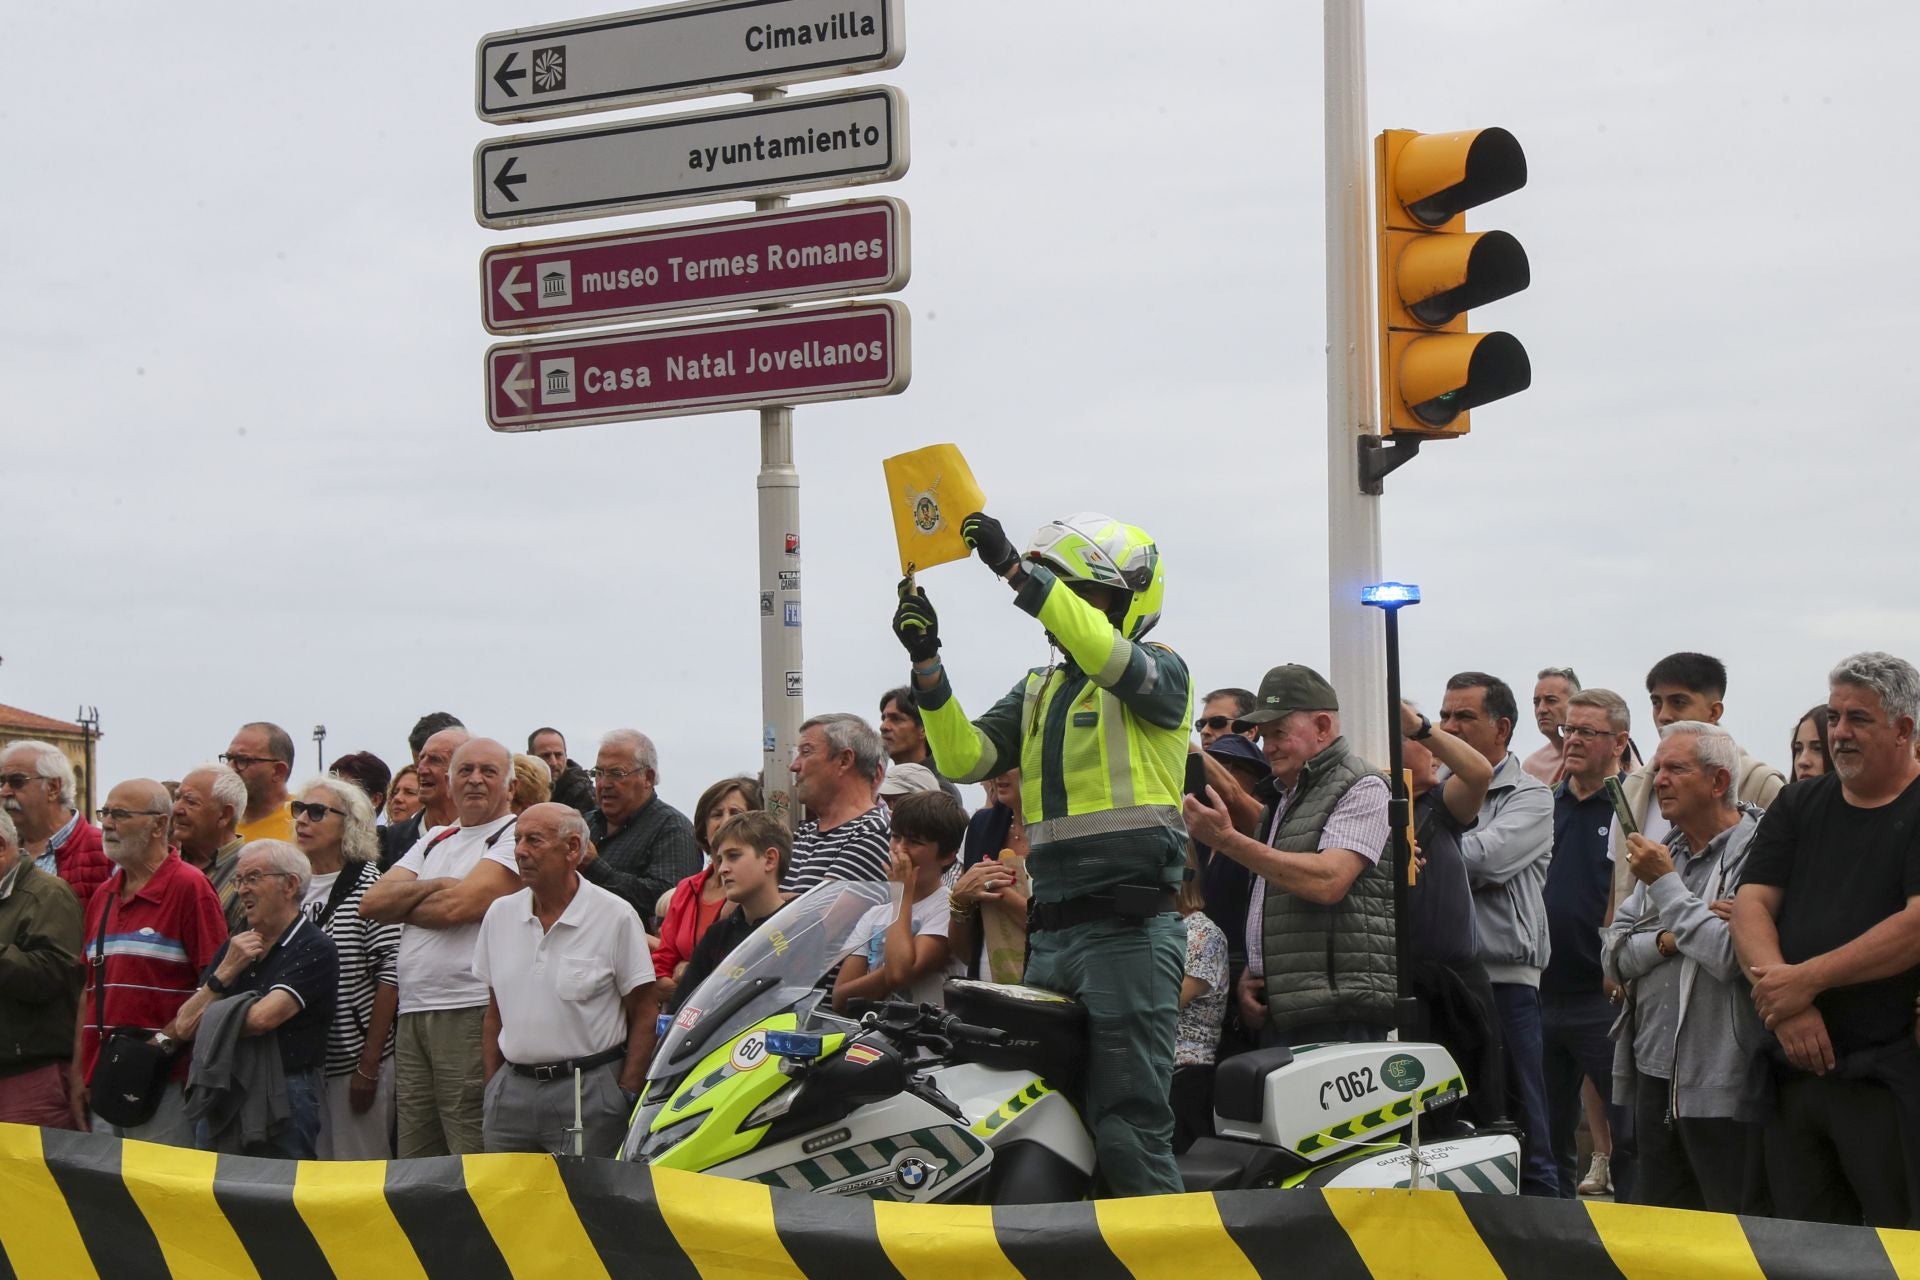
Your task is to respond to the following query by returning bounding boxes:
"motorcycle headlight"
[745,1080,798,1128]
[637,1112,706,1161]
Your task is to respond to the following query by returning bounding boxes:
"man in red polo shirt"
[69,778,228,1144]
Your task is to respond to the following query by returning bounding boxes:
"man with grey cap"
[1183,663,1395,1047]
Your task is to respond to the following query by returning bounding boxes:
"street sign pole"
[755,89,804,823]
[1324,0,1388,765]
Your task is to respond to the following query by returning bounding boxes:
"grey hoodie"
[1602,808,1765,1118]
[1454,752,1554,986]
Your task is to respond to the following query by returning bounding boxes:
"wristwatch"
[1410,714,1433,741]
[152,1032,179,1054]
[206,973,231,996]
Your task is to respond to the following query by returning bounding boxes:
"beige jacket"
[1606,746,1786,912]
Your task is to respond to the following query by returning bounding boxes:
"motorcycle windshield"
[649,878,901,1079]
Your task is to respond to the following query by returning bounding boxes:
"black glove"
[892,577,941,662]
[961,512,1019,576]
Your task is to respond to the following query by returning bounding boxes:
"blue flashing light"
[1360,582,1422,607]
[764,1030,825,1060]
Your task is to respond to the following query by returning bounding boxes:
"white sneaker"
[1577,1152,1612,1195]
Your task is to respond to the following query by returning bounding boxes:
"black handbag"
[86,890,177,1128]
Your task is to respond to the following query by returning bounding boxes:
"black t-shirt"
[202,916,339,1074]
[667,905,775,1016]
[1743,772,1920,1054]
[1411,791,1478,967]
[1543,784,1618,995]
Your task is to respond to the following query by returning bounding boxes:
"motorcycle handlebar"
[942,1019,1009,1045]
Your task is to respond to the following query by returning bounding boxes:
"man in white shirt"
[476,802,657,1155]
[360,737,521,1157]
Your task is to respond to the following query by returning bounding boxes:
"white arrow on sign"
[497,266,531,312]
[500,359,535,409]
[473,85,907,230]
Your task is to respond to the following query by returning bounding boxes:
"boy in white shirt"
[834,792,967,1011]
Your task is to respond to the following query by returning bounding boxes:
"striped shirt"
[1244,775,1391,976]
[79,853,230,1081]
[783,807,892,893]
[302,861,400,1078]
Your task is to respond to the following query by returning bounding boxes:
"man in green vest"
[891,510,1191,1196]
[1182,664,1397,1047]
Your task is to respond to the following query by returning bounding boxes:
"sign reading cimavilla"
[475,0,904,124]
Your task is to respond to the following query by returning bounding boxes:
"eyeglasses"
[289,801,347,822]
[1562,725,1619,741]
[232,870,294,889]
[97,807,168,822]
[1193,715,1236,733]
[219,753,277,769]
[0,773,45,790]
[589,766,644,783]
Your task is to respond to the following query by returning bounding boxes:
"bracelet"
[354,1066,379,1082]
[914,661,943,678]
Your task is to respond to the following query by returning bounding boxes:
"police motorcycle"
[619,879,1520,1200]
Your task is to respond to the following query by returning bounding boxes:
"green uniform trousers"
[1025,912,1185,1196]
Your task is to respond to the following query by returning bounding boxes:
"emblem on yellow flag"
[882,444,986,575]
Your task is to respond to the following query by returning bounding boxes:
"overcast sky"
[6,1,1913,815]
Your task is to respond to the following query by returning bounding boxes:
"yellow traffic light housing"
[1376,127,1531,436]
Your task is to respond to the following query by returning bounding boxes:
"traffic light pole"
[1324,0,1389,766]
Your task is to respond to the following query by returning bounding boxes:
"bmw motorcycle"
[619,880,1521,1200]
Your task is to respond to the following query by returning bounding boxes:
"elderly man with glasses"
[0,739,110,910]
[70,778,230,1145]
[165,840,338,1157]
[580,730,698,929]
[362,737,523,1157]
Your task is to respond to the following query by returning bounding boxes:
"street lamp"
[312,724,327,770]
[1359,582,1421,1042]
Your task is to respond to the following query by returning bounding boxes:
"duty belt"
[508,1044,625,1081]
[1029,884,1179,933]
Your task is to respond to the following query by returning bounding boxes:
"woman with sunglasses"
[291,776,400,1159]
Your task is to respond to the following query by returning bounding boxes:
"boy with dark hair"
[834,792,965,1011]
[665,812,792,1015]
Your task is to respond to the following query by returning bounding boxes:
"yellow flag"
[882,444,987,575]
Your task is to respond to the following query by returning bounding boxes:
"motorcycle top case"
[1215,1040,1467,1158]
[943,980,1088,1095]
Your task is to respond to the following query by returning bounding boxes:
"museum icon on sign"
[537,260,572,309]
[538,357,576,405]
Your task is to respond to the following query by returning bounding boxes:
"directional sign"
[486,300,909,432]
[476,0,904,124]
[481,198,908,335]
[475,85,907,230]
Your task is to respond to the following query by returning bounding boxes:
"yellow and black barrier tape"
[2,1122,1918,1278]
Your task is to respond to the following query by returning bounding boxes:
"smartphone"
[1604,776,1637,838]
[1184,753,1209,799]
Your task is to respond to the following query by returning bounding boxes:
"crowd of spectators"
[0,646,1913,1230]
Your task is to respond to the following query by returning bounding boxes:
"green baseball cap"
[1236,664,1339,726]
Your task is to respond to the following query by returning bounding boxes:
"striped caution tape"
[1,1122,1917,1279]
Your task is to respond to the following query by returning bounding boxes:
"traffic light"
[1376,128,1531,436]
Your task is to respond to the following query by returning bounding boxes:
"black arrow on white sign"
[492,156,526,203]
[493,52,526,99]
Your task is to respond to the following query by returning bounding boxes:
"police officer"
[893,510,1190,1196]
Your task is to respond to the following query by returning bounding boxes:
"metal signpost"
[474,86,908,229]
[476,0,903,123]
[485,300,909,431]
[473,2,909,818]
[481,197,908,334]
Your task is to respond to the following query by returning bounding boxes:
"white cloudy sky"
[6,1,1913,814]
